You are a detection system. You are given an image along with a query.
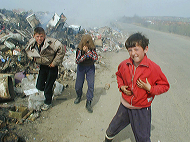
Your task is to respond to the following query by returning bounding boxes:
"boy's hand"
[120,86,132,96]
[49,62,55,68]
[137,78,151,92]
[83,46,88,52]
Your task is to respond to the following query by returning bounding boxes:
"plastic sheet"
[62,53,77,71]
[28,92,45,111]
[53,81,63,96]
[21,75,37,91]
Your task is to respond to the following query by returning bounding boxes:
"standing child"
[104,32,169,142]
[25,27,65,111]
[74,34,98,113]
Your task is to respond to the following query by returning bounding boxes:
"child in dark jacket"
[104,32,170,142]
[74,34,98,113]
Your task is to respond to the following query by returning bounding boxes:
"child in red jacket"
[104,32,170,142]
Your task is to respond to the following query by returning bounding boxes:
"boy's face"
[33,33,45,46]
[127,45,148,66]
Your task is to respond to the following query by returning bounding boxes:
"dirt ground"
[2,22,182,142]
[4,21,189,142]
[2,47,131,142]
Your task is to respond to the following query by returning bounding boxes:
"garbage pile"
[0,10,125,108]
[0,8,126,104]
[0,8,125,104]
[0,8,127,141]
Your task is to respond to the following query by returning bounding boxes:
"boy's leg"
[43,66,58,105]
[86,65,95,101]
[75,65,85,103]
[106,103,130,140]
[85,65,95,113]
[129,106,151,142]
[36,65,47,91]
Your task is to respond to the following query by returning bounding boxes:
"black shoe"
[104,137,113,142]
[74,96,81,104]
[86,100,93,113]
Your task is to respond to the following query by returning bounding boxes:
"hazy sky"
[1,0,190,28]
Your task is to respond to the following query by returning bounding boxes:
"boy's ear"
[144,46,148,54]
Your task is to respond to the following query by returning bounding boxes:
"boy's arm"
[86,49,98,62]
[116,65,125,90]
[116,64,132,96]
[137,69,170,95]
[51,42,65,66]
[76,48,87,64]
[149,73,170,95]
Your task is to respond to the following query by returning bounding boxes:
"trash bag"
[53,81,63,96]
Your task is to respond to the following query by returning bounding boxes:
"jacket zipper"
[131,65,136,105]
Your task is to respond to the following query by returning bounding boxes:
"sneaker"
[41,104,52,111]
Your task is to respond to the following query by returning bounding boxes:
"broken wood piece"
[22,109,34,120]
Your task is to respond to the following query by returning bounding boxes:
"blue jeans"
[75,64,95,101]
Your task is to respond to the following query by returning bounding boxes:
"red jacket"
[116,55,170,108]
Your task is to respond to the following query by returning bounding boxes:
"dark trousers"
[75,64,95,101]
[36,65,58,105]
[106,103,151,142]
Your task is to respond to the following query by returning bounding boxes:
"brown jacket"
[25,37,65,66]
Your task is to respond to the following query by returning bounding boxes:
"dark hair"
[34,27,45,35]
[125,32,149,50]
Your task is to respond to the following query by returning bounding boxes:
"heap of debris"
[0,8,126,141]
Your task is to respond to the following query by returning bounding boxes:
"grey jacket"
[25,37,65,66]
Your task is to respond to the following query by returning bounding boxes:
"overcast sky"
[1,0,190,28]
